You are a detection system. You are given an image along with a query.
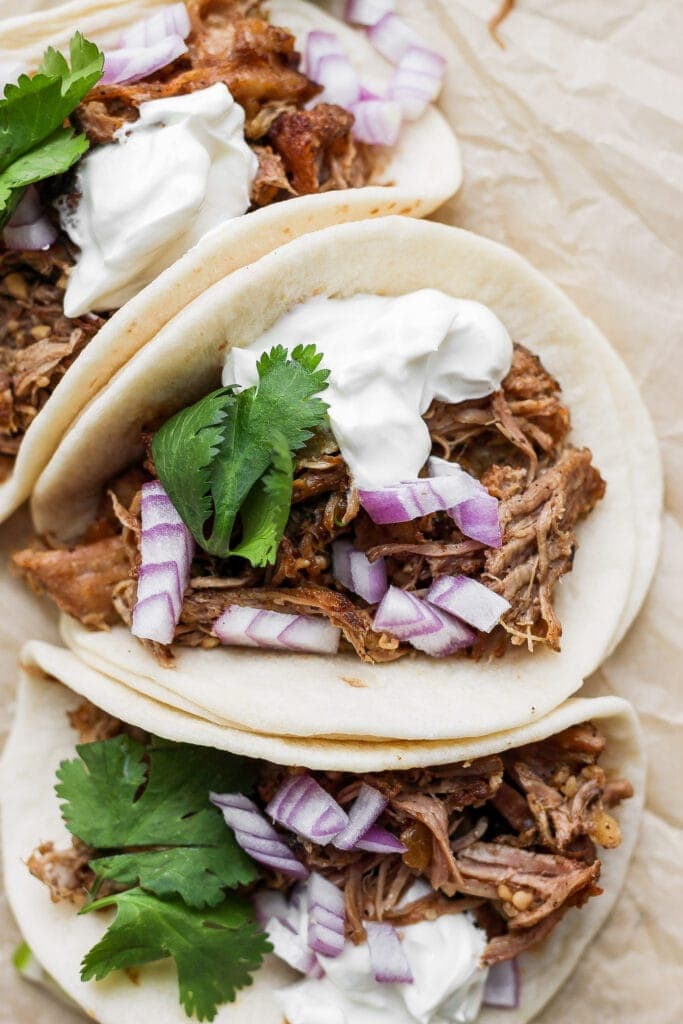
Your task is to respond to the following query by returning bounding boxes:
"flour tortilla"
[30,217,658,739]
[1,648,645,1024]
[0,0,461,526]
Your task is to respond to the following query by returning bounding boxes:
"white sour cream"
[276,911,488,1024]
[222,291,512,489]
[61,83,257,316]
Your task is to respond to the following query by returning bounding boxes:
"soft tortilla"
[0,0,461,525]
[1,648,645,1024]
[31,217,657,739]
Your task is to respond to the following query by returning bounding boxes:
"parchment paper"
[1,0,682,1020]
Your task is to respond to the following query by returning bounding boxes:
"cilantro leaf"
[80,889,271,1022]
[152,344,329,565]
[0,32,103,225]
[57,736,258,907]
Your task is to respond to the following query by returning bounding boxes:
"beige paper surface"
[1,0,682,1020]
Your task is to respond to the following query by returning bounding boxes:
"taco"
[1,641,645,1023]
[0,0,460,523]
[13,217,661,740]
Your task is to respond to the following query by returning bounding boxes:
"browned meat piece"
[67,700,126,743]
[268,104,362,195]
[27,839,95,907]
[491,781,536,833]
[250,144,295,206]
[482,905,565,964]
[13,535,130,627]
[0,246,106,458]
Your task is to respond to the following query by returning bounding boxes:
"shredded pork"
[13,344,606,662]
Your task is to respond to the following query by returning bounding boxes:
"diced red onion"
[483,958,520,1009]
[307,873,346,958]
[305,30,345,80]
[252,889,290,929]
[367,13,416,64]
[118,3,191,48]
[267,774,349,843]
[313,53,361,108]
[365,922,413,984]
[428,456,502,547]
[131,592,177,646]
[140,522,192,580]
[344,0,394,27]
[389,46,445,121]
[140,492,185,527]
[373,586,442,640]
[332,539,354,590]
[3,187,57,252]
[350,98,402,146]
[355,824,407,854]
[265,917,323,977]
[102,34,187,85]
[137,561,182,619]
[210,792,309,880]
[410,603,476,657]
[359,471,482,525]
[350,549,388,603]
[427,574,510,632]
[400,44,446,79]
[333,784,387,850]
[213,605,341,655]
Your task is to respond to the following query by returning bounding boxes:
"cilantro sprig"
[152,344,330,566]
[56,734,271,1021]
[0,33,103,226]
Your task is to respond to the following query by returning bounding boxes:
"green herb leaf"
[0,32,103,225]
[57,735,258,908]
[152,345,329,566]
[80,889,271,1022]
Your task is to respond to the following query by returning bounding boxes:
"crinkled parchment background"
[1,0,682,1020]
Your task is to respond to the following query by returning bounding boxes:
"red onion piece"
[451,493,502,548]
[367,12,416,64]
[102,34,188,85]
[131,592,177,645]
[373,586,442,640]
[307,873,345,958]
[359,470,482,524]
[410,603,476,657]
[210,792,309,880]
[265,917,323,977]
[252,889,289,929]
[350,549,388,604]
[344,0,394,27]
[118,3,191,48]
[483,957,520,1008]
[333,784,387,850]
[332,539,354,590]
[140,522,192,579]
[3,187,57,252]
[427,574,510,632]
[400,44,446,78]
[213,605,341,654]
[350,98,402,146]
[389,47,446,120]
[137,561,182,619]
[305,30,345,80]
[365,922,414,984]
[355,824,407,853]
[266,774,349,843]
[314,53,361,108]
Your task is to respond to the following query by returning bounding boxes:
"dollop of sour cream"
[222,291,512,489]
[61,83,257,316]
[276,910,489,1024]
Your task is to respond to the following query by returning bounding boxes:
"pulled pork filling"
[0,0,372,464]
[14,344,606,662]
[31,703,632,965]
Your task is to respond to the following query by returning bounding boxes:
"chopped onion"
[305,30,345,80]
[428,456,502,547]
[344,0,394,27]
[483,958,520,1009]
[332,539,354,590]
[389,45,446,121]
[210,792,309,880]
[333,541,388,604]
[252,889,290,929]
[367,13,416,64]
[3,187,57,252]
[132,482,195,645]
[313,53,361,108]
[118,3,191,48]
[267,774,349,843]
[102,34,188,85]
[355,824,407,853]
[350,98,402,146]
[427,574,510,632]
[213,605,341,655]
[333,784,387,850]
[373,586,442,639]
[359,471,482,524]
[365,922,413,984]
[265,917,323,977]
[307,873,346,958]
[373,586,475,656]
